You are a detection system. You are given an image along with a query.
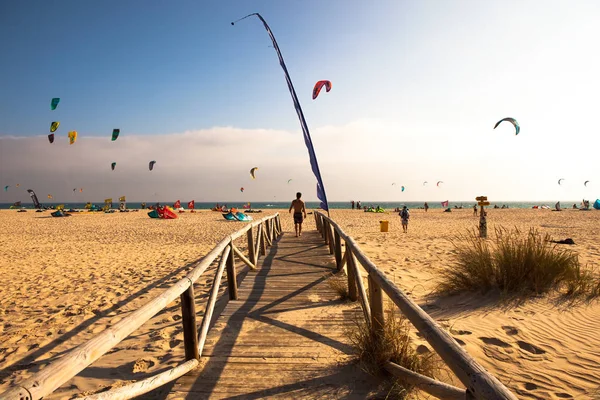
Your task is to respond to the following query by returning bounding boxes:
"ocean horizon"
[1,200,592,210]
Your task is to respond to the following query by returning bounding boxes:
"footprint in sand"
[479,337,511,348]
[525,382,538,390]
[554,393,573,398]
[132,357,157,373]
[416,345,430,354]
[450,329,472,336]
[453,337,466,346]
[502,326,519,335]
[517,341,546,354]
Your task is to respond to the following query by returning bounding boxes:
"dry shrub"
[346,304,438,398]
[438,227,590,297]
[325,272,349,300]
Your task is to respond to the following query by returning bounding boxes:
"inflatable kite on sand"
[223,211,253,221]
[148,206,178,219]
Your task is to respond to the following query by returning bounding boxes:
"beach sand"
[1,208,599,399]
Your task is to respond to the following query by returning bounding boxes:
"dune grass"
[438,227,596,298]
[325,272,349,300]
[345,304,438,398]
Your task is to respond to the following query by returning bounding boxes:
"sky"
[1,0,599,203]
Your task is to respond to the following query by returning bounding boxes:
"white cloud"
[0,118,597,204]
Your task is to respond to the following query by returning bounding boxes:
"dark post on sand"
[476,196,489,238]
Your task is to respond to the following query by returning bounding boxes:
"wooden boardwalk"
[165,230,377,399]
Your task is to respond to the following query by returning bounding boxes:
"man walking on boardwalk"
[289,192,307,237]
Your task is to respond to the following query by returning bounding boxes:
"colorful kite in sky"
[50,98,60,110]
[68,131,77,145]
[494,117,520,135]
[250,167,258,179]
[112,129,120,141]
[149,160,156,171]
[312,80,332,100]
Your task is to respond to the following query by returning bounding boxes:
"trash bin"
[379,220,389,232]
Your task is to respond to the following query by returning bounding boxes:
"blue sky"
[1,1,600,202]
[0,0,395,135]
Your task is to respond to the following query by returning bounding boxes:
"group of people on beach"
[350,200,362,210]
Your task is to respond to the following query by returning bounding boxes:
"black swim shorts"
[294,212,303,224]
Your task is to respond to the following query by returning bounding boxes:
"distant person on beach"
[356,201,361,209]
[289,192,307,237]
[424,202,429,212]
[399,206,410,233]
[351,200,355,210]
[473,205,477,216]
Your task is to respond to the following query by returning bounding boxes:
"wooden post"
[247,227,255,267]
[346,246,358,302]
[369,273,385,343]
[479,208,487,239]
[226,241,238,300]
[323,219,329,243]
[476,196,489,239]
[277,215,282,235]
[263,224,272,246]
[254,224,262,263]
[260,223,267,256]
[265,220,271,243]
[198,246,230,355]
[334,229,342,268]
[327,224,335,255]
[180,285,199,361]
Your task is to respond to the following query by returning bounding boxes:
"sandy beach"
[1,208,599,399]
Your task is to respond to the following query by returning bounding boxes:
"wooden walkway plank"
[165,231,378,399]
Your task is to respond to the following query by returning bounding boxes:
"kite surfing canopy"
[312,80,332,100]
[250,167,258,179]
[50,122,60,132]
[423,181,428,186]
[287,179,292,184]
[437,181,444,187]
[48,134,55,144]
[240,187,245,192]
[584,180,590,187]
[50,98,60,110]
[558,178,564,185]
[401,186,405,192]
[68,131,77,145]
[3,185,8,192]
[494,117,520,135]
[112,129,120,141]
[111,162,116,171]
[149,160,156,171]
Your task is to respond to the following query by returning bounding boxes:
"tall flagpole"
[232,13,330,216]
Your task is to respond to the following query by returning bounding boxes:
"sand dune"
[1,208,599,399]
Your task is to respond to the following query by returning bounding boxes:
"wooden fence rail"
[314,212,517,400]
[1,214,282,400]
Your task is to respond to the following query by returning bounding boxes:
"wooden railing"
[314,212,517,400]
[1,213,283,400]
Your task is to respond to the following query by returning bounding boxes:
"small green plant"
[325,272,349,300]
[345,304,438,398]
[439,227,589,297]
